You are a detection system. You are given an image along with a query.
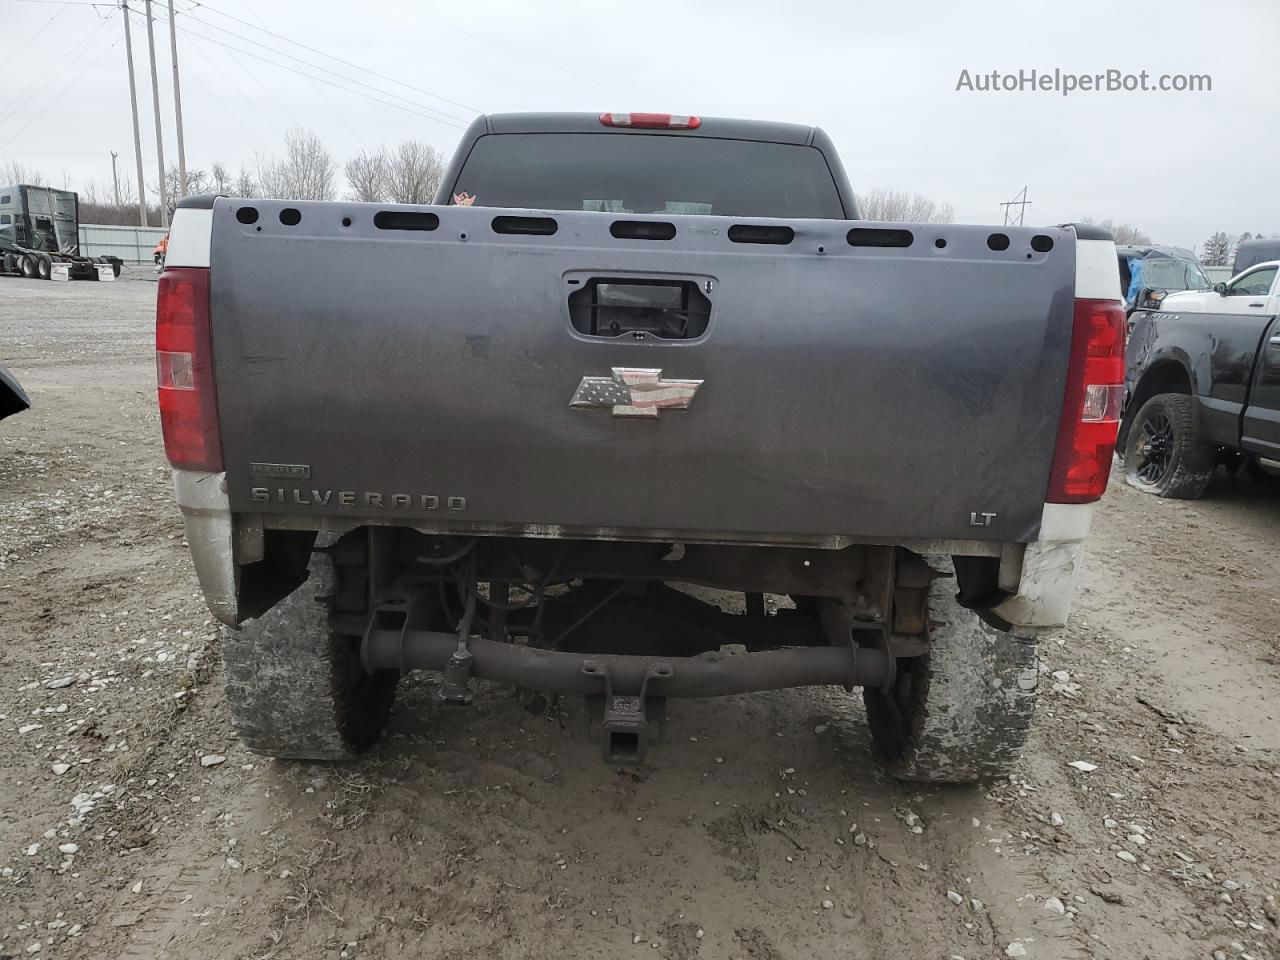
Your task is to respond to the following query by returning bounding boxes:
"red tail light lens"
[156,268,222,471]
[599,112,701,129]
[1046,298,1126,503]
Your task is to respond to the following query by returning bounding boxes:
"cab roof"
[479,111,820,146]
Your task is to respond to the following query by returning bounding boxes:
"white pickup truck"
[1160,260,1280,316]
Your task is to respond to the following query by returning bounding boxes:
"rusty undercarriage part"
[362,627,890,697]
[336,531,943,763]
[350,534,905,618]
[361,624,891,762]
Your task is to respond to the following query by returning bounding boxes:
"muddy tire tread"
[1123,392,1215,499]
[222,534,397,760]
[864,559,1039,784]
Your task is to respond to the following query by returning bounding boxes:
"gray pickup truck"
[158,111,1124,781]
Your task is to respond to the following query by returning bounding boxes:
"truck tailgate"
[208,199,1075,544]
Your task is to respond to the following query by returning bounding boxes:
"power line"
[137,11,306,135]
[7,0,478,120]
[168,4,467,127]
[0,11,113,124]
[142,11,468,128]
[215,0,362,145]
[2,0,113,6]
[0,10,115,127]
[5,2,69,76]
[187,0,481,117]
[179,48,261,145]
[0,33,120,152]
[175,29,272,148]
[184,4,445,128]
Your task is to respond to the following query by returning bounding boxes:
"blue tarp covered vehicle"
[1117,244,1210,314]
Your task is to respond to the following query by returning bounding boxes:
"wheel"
[222,533,399,760]
[36,256,51,280]
[1123,392,1214,499]
[19,255,37,279]
[862,559,1039,783]
[110,260,122,278]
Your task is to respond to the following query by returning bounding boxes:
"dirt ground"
[1,276,1278,960]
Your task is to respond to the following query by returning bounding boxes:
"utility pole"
[110,151,121,206]
[166,0,187,198]
[144,0,169,228]
[1000,185,1031,226]
[121,2,149,227]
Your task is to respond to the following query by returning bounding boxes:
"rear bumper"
[175,466,1092,631]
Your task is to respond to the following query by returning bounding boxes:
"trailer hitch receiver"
[582,660,669,765]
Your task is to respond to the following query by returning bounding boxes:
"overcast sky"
[2,0,1275,250]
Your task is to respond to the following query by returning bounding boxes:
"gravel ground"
[1,276,1278,960]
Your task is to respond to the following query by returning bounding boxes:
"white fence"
[77,223,168,263]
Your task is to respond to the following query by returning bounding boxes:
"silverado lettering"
[249,488,460,510]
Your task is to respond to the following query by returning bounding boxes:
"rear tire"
[1123,392,1214,499]
[223,533,399,760]
[19,255,36,279]
[36,256,51,280]
[863,559,1039,783]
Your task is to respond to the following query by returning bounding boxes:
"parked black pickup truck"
[1122,258,1280,497]
[158,111,1125,782]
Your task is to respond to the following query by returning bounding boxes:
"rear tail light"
[156,267,222,471]
[1046,298,1126,503]
[599,112,701,130]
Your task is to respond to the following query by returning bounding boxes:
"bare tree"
[80,168,163,226]
[0,160,45,185]
[345,147,389,202]
[211,162,231,195]
[1202,231,1232,266]
[345,142,444,204]
[858,188,954,223]
[156,166,212,213]
[384,141,443,204]
[1109,223,1150,245]
[258,127,336,201]
[1079,218,1150,245]
[232,166,258,198]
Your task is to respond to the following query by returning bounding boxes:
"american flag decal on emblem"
[570,368,704,419]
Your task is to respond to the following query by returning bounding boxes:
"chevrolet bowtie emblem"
[570,367,704,419]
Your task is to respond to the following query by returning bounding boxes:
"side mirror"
[1213,282,1227,295]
